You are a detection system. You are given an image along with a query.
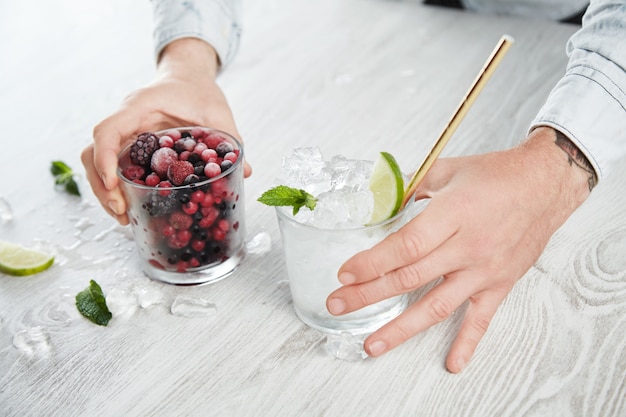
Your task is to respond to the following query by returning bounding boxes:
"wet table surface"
[1,1,625,416]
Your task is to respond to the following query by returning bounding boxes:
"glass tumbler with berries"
[117,127,246,285]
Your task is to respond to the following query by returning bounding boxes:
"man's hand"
[327,127,593,372]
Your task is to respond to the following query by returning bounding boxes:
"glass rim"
[116,126,244,191]
[274,197,415,232]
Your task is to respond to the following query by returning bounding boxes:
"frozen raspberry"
[169,211,193,230]
[122,164,145,181]
[167,160,195,186]
[130,132,159,166]
[151,148,178,178]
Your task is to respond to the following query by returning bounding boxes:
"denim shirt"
[152,0,626,181]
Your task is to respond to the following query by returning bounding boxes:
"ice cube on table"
[325,332,368,362]
[170,295,217,318]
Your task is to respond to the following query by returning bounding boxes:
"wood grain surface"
[0,1,624,416]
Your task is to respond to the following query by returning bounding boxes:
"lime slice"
[0,240,54,276]
[368,151,405,224]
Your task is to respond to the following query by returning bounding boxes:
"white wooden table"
[1,1,625,416]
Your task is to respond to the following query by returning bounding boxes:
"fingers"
[81,144,129,225]
[445,287,508,373]
[92,108,144,191]
[337,205,458,285]
[363,272,481,357]
[327,237,462,315]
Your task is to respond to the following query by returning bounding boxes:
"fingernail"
[338,272,356,285]
[455,357,467,373]
[101,173,110,190]
[107,200,120,215]
[327,298,345,314]
[368,340,387,356]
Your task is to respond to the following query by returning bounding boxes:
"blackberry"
[130,132,158,166]
[144,190,177,216]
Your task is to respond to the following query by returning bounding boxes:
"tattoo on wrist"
[554,130,598,191]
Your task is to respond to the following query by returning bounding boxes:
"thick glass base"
[293,294,408,335]
[139,245,245,286]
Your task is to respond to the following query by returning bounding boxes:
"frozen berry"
[182,201,198,215]
[201,149,218,162]
[151,147,178,178]
[220,160,233,172]
[159,135,174,148]
[122,164,145,181]
[190,190,205,203]
[183,138,196,151]
[215,141,234,157]
[145,173,160,187]
[183,174,200,185]
[167,160,195,186]
[204,162,221,178]
[130,132,159,166]
[144,191,177,216]
[224,152,238,163]
[169,211,193,230]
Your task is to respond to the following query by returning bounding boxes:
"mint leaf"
[51,161,81,196]
[257,185,317,215]
[75,280,112,326]
[50,161,72,176]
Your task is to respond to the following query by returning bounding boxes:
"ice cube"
[245,232,272,255]
[170,295,217,318]
[279,147,330,192]
[137,286,166,308]
[13,327,51,357]
[325,332,368,362]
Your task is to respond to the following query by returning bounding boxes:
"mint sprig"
[75,280,112,326]
[51,160,80,196]
[257,185,317,215]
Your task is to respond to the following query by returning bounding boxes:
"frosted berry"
[169,211,193,230]
[204,162,221,178]
[130,132,159,166]
[220,160,233,172]
[151,147,178,178]
[215,141,234,157]
[167,160,195,186]
[159,135,174,148]
[122,164,145,181]
[145,173,161,187]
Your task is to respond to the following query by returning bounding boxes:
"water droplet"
[325,332,368,362]
[246,232,272,255]
[13,327,51,357]
[74,217,94,231]
[171,295,217,318]
[0,197,14,222]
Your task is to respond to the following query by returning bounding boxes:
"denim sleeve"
[150,0,242,70]
[530,0,626,181]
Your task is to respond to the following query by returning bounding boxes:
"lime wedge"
[368,151,405,224]
[0,240,54,276]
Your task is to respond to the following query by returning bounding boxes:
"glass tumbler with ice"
[270,148,413,335]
